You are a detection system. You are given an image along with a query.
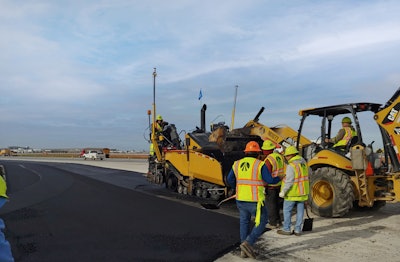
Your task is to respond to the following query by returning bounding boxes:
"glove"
[279,192,285,198]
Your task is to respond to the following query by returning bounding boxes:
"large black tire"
[310,167,354,217]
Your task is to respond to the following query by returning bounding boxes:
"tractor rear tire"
[310,167,354,217]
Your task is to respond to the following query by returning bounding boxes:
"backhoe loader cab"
[296,88,400,217]
[298,103,382,162]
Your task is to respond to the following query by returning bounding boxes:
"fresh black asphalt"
[0,160,240,262]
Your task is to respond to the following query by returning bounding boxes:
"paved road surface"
[0,159,240,262]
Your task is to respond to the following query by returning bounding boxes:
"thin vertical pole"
[152,67,157,129]
[231,85,238,130]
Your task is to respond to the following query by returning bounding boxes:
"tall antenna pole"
[152,68,157,134]
[151,68,161,160]
[230,85,238,130]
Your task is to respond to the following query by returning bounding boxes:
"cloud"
[0,0,399,150]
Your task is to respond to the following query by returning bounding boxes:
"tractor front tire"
[310,167,354,217]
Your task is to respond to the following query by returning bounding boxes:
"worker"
[261,140,285,229]
[149,115,168,156]
[325,117,357,150]
[0,175,14,261]
[277,146,310,236]
[154,115,168,134]
[227,141,281,259]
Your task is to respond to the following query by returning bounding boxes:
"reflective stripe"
[251,160,262,199]
[237,179,266,185]
[234,161,240,177]
[293,163,308,195]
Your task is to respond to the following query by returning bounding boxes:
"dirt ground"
[216,202,400,261]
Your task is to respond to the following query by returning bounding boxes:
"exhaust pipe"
[201,104,207,132]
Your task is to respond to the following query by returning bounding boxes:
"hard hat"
[342,117,352,124]
[262,140,276,150]
[156,115,163,121]
[284,146,299,156]
[244,141,261,153]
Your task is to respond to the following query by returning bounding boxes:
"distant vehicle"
[80,148,110,158]
[82,150,104,160]
[0,149,11,156]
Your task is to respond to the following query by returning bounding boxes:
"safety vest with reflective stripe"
[334,127,356,148]
[265,153,285,186]
[233,157,266,202]
[282,155,309,201]
[0,176,8,198]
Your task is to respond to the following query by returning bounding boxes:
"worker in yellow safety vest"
[325,117,357,150]
[277,146,310,236]
[227,141,281,259]
[0,176,7,199]
[261,139,285,229]
[154,115,165,133]
[149,115,168,156]
[0,174,14,261]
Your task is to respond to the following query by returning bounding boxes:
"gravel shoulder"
[217,202,400,261]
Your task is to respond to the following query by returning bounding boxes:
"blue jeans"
[236,200,268,246]
[0,198,14,262]
[282,200,305,233]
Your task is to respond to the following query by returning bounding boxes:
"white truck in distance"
[82,150,105,160]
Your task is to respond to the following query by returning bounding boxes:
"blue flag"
[198,89,203,100]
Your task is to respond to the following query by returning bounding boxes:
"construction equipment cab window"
[325,116,357,152]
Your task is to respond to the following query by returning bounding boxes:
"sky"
[0,0,400,152]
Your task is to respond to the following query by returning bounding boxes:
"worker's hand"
[325,138,330,143]
[278,174,286,180]
[279,191,285,198]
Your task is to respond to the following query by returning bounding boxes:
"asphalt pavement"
[0,159,240,262]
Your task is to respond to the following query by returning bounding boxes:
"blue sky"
[0,1,399,151]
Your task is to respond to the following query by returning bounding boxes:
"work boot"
[240,251,248,258]
[267,223,280,229]
[240,241,256,259]
[293,230,301,236]
[277,229,293,235]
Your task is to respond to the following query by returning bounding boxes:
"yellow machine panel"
[165,150,225,186]
[308,149,353,171]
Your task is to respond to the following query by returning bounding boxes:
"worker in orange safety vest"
[261,139,285,229]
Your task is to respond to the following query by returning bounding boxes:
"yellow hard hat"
[244,141,261,153]
[156,115,163,121]
[342,117,352,124]
[262,140,276,150]
[284,146,299,156]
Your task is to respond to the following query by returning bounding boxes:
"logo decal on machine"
[382,102,400,125]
